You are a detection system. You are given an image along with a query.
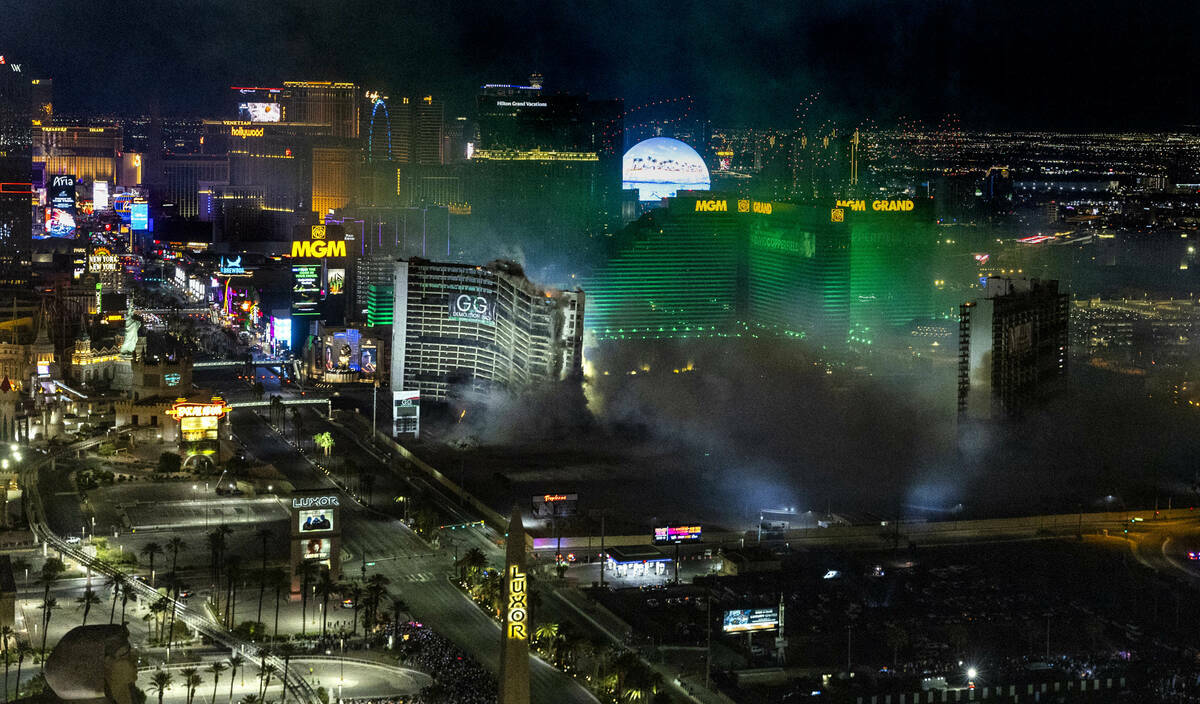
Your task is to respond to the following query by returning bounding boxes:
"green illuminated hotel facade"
[584,194,936,347]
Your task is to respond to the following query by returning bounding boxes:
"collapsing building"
[958,277,1069,419]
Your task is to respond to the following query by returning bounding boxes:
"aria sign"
[292,495,340,509]
[165,399,230,420]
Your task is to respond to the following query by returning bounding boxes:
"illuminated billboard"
[393,390,420,436]
[327,268,345,295]
[622,137,710,202]
[722,608,779,633]
[238,102,282,122]
[131,201,149,230]
[92,181,109,211]
[653,525,702,545]
[531,493,578,519]
[88,247,120,273]
[298,509,333,533]
[292,264,321,316]
[448,292,495,324]
[302,538,332,561]
[291,224,346,260]
[41,174,76,239]
[361,344,377,374]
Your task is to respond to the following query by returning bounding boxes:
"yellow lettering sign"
[506,565,528,640]
[836,199,866,212]
[291,240,346,258]
[871,199,915,212]
[231,126,264,138]
[752,201,773,215]
[694,199,728,213]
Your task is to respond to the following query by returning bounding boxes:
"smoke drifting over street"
[430,337,1200,528]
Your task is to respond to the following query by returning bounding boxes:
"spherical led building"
[622,137,711,202]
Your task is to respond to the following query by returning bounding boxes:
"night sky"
[8,0,1200,128]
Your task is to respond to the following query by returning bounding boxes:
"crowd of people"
[394,622,496,704]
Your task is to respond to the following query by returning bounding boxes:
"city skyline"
[6,0,1200,128]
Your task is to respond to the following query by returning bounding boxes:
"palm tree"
[76,588,101,625]
[886,624,909,672]
[105,574,124,624]
[119,583,132,625]
[227,654,244,704]
[149,670,173,704]
[312,432,333,459]
[148,599,167,643]
[535,622,559,656]
[208,661,227,704]
[255,528,272,624]
[178,668,199,704]
[39,559,64,605]
[314,570,337,638]
[141,542,164,585]
[13,644,29,699]
[457,547,488,585]
[268,568,287,639]
[364,574,390,628]
[276,642,295,704]
[39,597,57,654]
[224,554,242,628]
[167,536,187,575]
[1,624,12,701]
[343,583,363,636]
[297,562,318,637]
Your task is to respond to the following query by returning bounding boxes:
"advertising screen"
[327,268,345,295]
[393,390,420,435]
[653,525,702,545]
[238,102,281,122]
[722,608,779,633]
[448,292,495,324]
[298,509,334,533]
[131,201,149,230]
[41,175,76,239]
[531,493,578,519]
[92,181,109,211]
[302,538,332,561]
[292,264,321,316]
[360,345,377,374]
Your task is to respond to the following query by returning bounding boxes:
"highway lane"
[230,408,597,704]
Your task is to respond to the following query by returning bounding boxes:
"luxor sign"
[292,495,340,509]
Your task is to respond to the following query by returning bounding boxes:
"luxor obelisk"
[499,505,531,704]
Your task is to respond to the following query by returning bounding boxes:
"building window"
[131,415,138,426]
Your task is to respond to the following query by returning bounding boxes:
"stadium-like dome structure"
[622,137,711,202]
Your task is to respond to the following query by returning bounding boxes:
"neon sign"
[291,240,346,258]
[505,565,528,640]
[166,399,230,420]
[231,126,264,138]
[836,199,915,212]
[694,199,728,213]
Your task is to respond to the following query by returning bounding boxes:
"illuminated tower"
[499,505,530,704]
[0,57,32,287]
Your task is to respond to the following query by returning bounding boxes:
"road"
[227,406,597,704]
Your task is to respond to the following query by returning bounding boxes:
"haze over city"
[0,3,1198,704]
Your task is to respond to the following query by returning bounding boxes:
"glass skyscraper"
[0,61,32,286]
